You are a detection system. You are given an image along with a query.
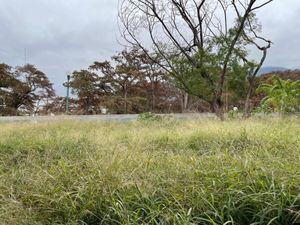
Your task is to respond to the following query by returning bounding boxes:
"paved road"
[0,113,217,123]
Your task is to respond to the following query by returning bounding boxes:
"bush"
[137,112,163,122]
[257,76,300,114]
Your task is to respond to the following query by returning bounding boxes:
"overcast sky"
[0,0,299,96]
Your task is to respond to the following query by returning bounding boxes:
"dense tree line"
[59,47,300,115]
[66,48,207,115]
[1,55,299,116]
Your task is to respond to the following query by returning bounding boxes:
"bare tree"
[119,0,273,119]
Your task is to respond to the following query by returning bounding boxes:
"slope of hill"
[260,69,300,81]
[258,67,287,76]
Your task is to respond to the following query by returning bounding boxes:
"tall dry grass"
[0,117,299,224]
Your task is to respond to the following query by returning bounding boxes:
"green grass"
[0,117,300,225]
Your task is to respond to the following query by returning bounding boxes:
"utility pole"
[66,74,71,114]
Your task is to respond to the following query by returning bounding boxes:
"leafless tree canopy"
[119,0,274,118]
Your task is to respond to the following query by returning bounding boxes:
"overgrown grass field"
[0,117,300,224]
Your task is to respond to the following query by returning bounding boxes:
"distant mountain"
[258,67,288,76]
[260,69,300,81]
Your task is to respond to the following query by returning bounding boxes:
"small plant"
[253,104,273,115]
[138,112,163,122]
[228,106,239,119]
[257,76,300,114]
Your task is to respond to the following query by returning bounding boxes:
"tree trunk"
[124,84,127,114]
[151,81,155,112]
[244,44,270,118]
[181,92,189,113]
[212,97,225,120]
[243,79,255,118]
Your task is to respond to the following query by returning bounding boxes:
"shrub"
[137,112,163,122]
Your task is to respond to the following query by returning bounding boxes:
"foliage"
[137,112,162,122]
[68,48,184,114]
[257,76,300,113]
[253,103,273,115]
[0,63,55,115]
[1,118,300,224]
[119,0,273,118]
[171,50,255,107]
[68,69,106,114]
[0,64,20,115]
[228,108,240,119]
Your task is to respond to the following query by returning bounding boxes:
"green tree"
[0,63,21,115]
[69,69,110,114]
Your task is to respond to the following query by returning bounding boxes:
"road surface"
[0,113,217,123]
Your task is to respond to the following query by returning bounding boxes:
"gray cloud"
[0,0,120,95]
[0,0,299,96]
[257,0,300,68]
